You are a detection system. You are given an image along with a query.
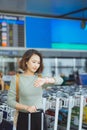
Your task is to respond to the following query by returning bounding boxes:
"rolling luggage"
[28,109,45,130]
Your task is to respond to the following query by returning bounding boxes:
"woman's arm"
[34,76,63,87]
[7,76,17,108]
[15,102,37,112]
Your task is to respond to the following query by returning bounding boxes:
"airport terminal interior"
[0,0,87,130]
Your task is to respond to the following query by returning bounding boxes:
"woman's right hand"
[25,105,37,113]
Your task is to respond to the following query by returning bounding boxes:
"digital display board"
[26,17,87,51]
[0,14,25,47]
[51,19,87,50]
[26,17,51,49]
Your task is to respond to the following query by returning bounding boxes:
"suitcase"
[28,109,44,130]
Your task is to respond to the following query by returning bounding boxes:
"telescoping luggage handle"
[28,109,44,130]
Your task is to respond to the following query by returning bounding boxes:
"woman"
[7,49,63,130]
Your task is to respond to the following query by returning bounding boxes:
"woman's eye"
[32,60,40,64]
[33,61,36,63]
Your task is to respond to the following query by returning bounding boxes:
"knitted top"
[7,74,63,111]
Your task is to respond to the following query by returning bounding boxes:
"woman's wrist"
[45,77,49,84]
[45,77,55,84]
[24,106,29,111]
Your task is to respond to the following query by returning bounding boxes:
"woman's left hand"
[34,77,45,87]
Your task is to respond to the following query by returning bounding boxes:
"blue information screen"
[26,16,51,49]
[26,17,87,50]
[51,19,87,50]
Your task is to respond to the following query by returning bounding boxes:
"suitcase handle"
[28,109,43,114]
[37,109,43,113]
[28,109,44,130]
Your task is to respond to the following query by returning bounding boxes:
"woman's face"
[26,54,40,73]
